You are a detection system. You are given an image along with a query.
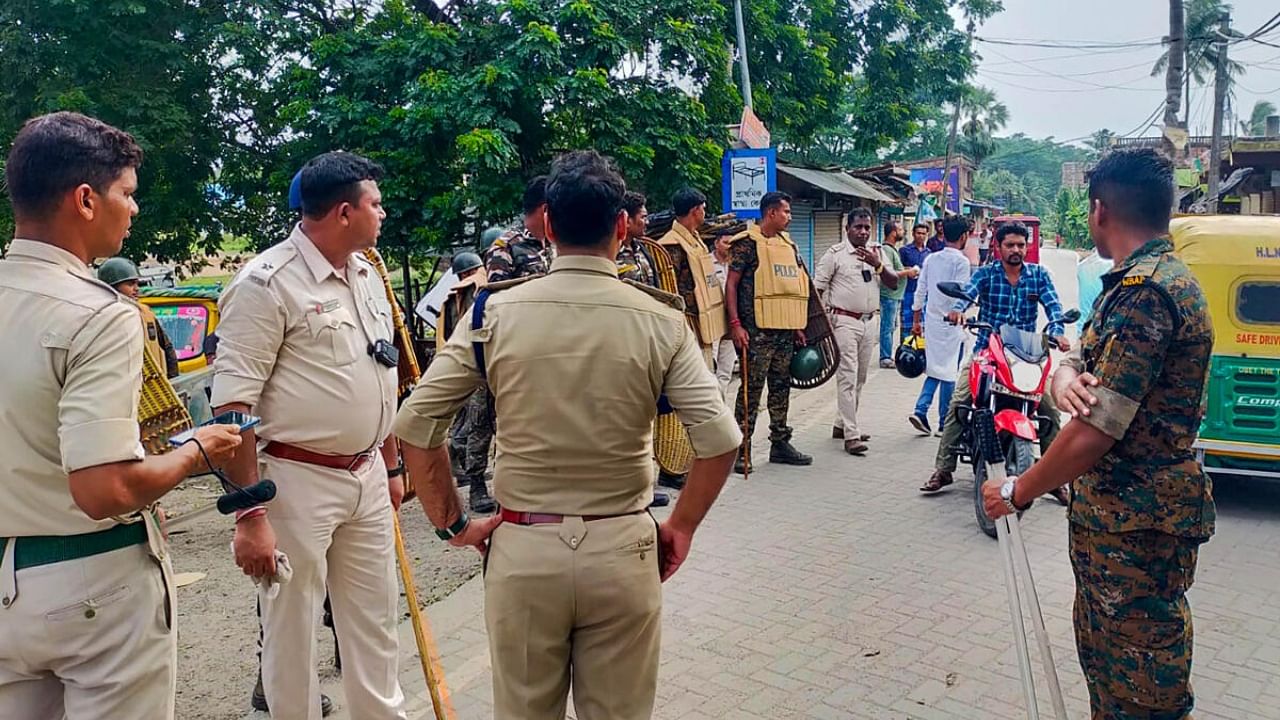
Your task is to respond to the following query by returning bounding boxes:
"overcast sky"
[971,0,1280,144]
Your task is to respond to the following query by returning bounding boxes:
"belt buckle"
[347,452,372,473]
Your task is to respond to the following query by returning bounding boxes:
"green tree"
[0,0,229,262]
[1053,187,1090,249]
[1086,129,1115,158]
[957,85,1008,166]
[972,167,1030,211]
[1239,100,1277,136]
[1150,0,1246,118]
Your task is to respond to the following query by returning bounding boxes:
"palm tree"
[1086,129,1115,157]
[1150,0,1246,123]
[957,85,1009,166]
[1239,100,1277,136]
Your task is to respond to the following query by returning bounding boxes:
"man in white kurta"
[908,218,971,435]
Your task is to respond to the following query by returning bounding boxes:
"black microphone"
[216,479,278,515]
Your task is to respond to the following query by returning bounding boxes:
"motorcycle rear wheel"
[973,437,1036,539]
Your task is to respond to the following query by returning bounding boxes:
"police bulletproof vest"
[750,229,809,329]
[659,224,727,344]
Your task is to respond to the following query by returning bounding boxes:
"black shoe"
[769,441,813,466]
[733,448,751,475]
[909,414,932,435]
[252,675,334,717]
[455,475,470,487]
[832,426,844,440]
[469,481,496,514]
[657,471,686,490]
[649,491,670,508]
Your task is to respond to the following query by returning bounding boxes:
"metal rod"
[997,515,1040,720]
[164,502,223,532]
[1007,517,1068,719]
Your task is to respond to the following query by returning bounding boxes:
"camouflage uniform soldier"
[616,191,657,286]
[985,148,1215,720]
[485,176,554,283]
[726,191,813,473]
[440,249,497,513]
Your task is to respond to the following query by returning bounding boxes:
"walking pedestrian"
[908,217,970,435]
[813,208,898,455]
[0,111,241,719]
[984,148,1215,720]
[395,150,740,720]
[711,234,738,397]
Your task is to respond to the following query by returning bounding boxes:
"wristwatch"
[1000,478,1030,514]
[434,511,470,541]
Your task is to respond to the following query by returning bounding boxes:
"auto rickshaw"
[1171,215,1280,481]
[139,285,222,424]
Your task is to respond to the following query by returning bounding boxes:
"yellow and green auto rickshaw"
[139,285,222,424]
[1171,215,1280,480]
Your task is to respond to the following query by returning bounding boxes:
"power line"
[979,45,1169,91]
[980,44,1165,67]
[979,57,1161,80]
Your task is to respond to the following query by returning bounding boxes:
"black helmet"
[895,336,927,379]
[789,345,823,383]
[451,251,483,276]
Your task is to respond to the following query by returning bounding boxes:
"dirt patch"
[163,477,480,719]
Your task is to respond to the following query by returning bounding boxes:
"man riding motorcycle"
[920,221,1071,504]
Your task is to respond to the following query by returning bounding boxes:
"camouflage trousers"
[1070,523,1201,720]
[449,387,493,481]
[733,330,795,447]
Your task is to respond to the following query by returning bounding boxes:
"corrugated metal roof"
[778,164,896,203]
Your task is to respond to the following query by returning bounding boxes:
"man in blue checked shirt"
[919,221,1072,503]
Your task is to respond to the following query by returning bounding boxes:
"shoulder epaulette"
[246,243,298,286]
[623,279,686,312]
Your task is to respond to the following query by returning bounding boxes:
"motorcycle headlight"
[1006,356,1043,394]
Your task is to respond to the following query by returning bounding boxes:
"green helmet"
[451,251,484,276]
[789,345,823,383]
[97,257,141,287]
[480,227,504,247]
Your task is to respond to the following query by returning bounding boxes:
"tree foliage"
[0,0,229,261]
[1053,187,1090,250]
[3,0,1000,264]
[1240,100,1277,136]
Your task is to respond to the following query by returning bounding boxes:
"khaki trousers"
[0,543,176,720]
[713,338,737,399]
[831,314,877,438]
[485,513,662,720]
[259,454,406,720]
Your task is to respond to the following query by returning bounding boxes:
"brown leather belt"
[499,509,645,526]
[263,441,374,473]
[830,306,878,320]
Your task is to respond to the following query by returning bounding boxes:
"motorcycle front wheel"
[973,437,1036,539]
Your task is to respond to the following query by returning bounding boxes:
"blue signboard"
[722,148,777,220]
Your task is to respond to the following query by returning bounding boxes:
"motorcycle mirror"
[1061,308,1081,324]
[936,281,975,304]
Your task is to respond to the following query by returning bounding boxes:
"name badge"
[314,298,342,314]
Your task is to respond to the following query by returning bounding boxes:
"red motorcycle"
[936,281,1080,538]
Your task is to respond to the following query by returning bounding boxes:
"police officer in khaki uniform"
[97,257,180,378]
[0,111,241,719]
[813,207,898,455]
[395,150,741,720]
[213,151,407,720]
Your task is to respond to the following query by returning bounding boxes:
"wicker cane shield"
[790,291,840,390]
[137,347,194,455]
[637,238,696,476]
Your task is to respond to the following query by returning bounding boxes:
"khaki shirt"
[0,240,146,537]
[211,226,396,455]
[813,241,884,315]
[394,255,742,516]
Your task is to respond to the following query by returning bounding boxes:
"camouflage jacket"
[615,239,657,287]
[1063,238,1216,540]
[484,230,554,283]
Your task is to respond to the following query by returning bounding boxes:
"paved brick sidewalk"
[326,369,1280,719]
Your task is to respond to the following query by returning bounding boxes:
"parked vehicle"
[936,280,1080,537]
[1171,215,1280,482]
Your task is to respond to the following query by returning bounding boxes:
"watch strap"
[435,511,470,541]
